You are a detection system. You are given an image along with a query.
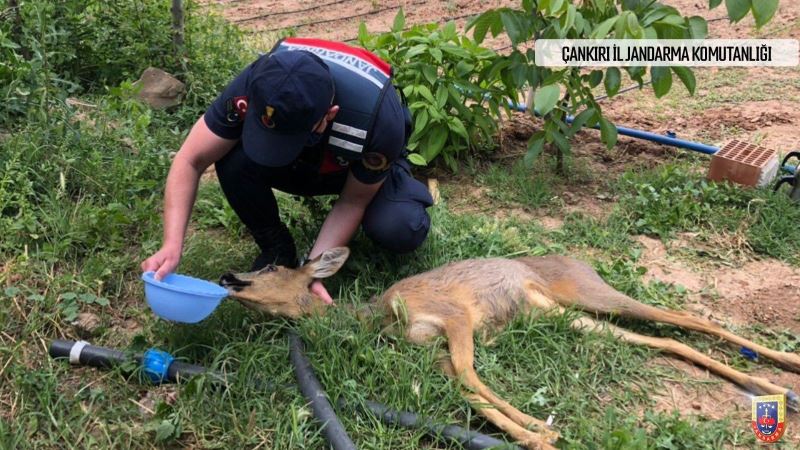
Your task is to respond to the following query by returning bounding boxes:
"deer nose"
[219,273,251,288]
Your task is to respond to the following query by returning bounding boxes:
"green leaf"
[752,0,779,28]
[421,126,448,161]
[416,85,436,104]
[626,13,644,38]
[687,16,708,39]
[604,67,621,97]
[448,117,469,140]
[358,22,370,44]
[651,66,673,98]
[534,84,561,116]
[524,134,546,168]
[569,107,596,135]
[725,0,751,22]
[561,4,577,31]
[588,70,604,88]
[591,17,618,38]
[549,0,565,15]
[550,128,570,153]
[599,116,618,149]
[615,13,628,38]
[455,60,475,77]
[435,87,448,109]
[429,47,443,63]
[392,8,405,32]
[672,66,696,95]
[155,420,176,442]
[406,44,427,59]
[709,0,723,8]
[414,109,429,133]
[407,153,428,165]
[539,0,551,13]
[500,10,524,45]
[422,65,437,85]
[469,10,499,43]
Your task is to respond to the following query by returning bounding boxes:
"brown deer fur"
[220,247,799,450]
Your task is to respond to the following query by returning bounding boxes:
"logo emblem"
[233,96,248,116]
[752,394,786,443]
[261,106,276,128]
[225,96,248,123]
[362,152,388,171]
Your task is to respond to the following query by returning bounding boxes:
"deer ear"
[305,247,350,279]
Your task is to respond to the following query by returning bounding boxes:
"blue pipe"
[507,101,797,174]
[508,101,718,154]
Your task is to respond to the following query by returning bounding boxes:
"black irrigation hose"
[234,0,356,24]
[50,338,530,450]
[338,398,524,450]
[287,332,358,450]
[48,339,215,382]
[250,0,427,34]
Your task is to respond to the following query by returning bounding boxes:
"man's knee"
[362,203,430,253]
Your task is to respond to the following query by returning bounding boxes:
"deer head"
[219,247,350,319]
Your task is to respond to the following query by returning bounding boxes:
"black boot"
[250,224,298,270]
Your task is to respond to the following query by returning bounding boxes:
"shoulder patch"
[225,96,248,123]
[362,152,389,171]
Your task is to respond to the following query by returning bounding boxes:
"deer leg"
[443,323,560,443]
[569,315,800,411]
[626,306,800,373]
[466,391,558,450]
[438,357,556,450]
[567,288,800,372]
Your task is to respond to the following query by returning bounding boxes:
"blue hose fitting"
[739,347,758,361]
[142,348,175,384]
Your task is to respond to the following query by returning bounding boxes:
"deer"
[219,247,800,450]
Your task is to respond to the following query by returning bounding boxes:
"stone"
[133,67,185,109]
[72,312,102,337]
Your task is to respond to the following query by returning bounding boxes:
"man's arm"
[309,171,383,259]
[141,115,238,279]
[306,171,383,303]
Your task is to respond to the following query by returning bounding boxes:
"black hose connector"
[287,332,357,450]
[338,398,523,450]
[49,339,212,383]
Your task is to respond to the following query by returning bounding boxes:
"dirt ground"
[207,0,800,442]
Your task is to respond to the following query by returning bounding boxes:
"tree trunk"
[171,0,184,55]
[9,0,31,60]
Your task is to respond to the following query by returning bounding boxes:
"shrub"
[359,10,514,170]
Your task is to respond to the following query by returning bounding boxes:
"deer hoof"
[787,390,799,412]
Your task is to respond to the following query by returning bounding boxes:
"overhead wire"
[247,0,427,34]
[233,0,356,24]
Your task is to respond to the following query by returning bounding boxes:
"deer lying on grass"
[219,247,800,450]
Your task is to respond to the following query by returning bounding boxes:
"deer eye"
[258,264,277,274]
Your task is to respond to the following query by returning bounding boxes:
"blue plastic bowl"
[141,271,228,323]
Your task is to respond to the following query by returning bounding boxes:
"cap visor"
[242,114,309,167]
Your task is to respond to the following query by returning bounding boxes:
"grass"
[4,164,793,448]
[3,4,800,450]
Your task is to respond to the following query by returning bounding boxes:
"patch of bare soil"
[635,235,800,333]
[696,99,800,151]
[635,235,707,293]
[622,235,800,439]
[649,358,800,444]
[214,0,517,44]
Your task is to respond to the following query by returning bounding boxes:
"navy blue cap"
[243,51,334,167]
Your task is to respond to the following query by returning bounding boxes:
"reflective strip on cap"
[331,122,368,140]
[329,136,364,153]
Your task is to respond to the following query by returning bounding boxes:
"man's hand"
[141,244,181,281]
[310,279,334,305]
